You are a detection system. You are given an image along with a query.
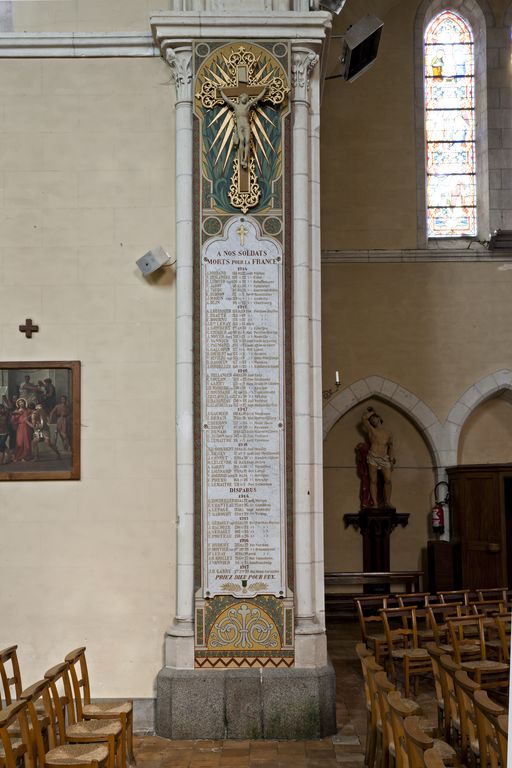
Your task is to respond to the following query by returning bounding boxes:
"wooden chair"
[380,607,432,697]
[476,587,508,605]
[493,714,508,768]
[65,649,134,765]
[398,596,435,646]
[0,701,30,768]
[44,663,124,768]
[423,747,450,768]
[437,654,461,749]
[425,644,448,738]
[403,716,456,768]
[437,590,470,607]
[20,679,110,768]
[375,671,396,768]
[472,689,506,768]
[355,596,391,665]
[361,653,385,768]
[356,644,380,768]
[470,600,506,618]
[453,670,479,766]
[387,690,422,768]
[491,612,511,663]
[426,604,464,649]
[397,594,431,609]
[0,647,22,707]
[447,615,509,689]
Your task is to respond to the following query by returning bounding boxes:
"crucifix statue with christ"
[195,45,288,214]
[220,86,267,171]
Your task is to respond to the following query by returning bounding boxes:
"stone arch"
[413,0,493,246]
[446,369,512,456]
[322,376,442,468]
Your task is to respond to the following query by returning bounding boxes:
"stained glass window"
[424,11,477,237]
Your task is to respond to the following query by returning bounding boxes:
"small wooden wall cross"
[19,319,39,338]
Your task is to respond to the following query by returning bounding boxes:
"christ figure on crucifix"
[220,87,267,170]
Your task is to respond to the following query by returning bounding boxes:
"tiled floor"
[133,621,436,768]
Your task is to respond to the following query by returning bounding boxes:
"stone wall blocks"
[380,379,399,399]
[330,387,357,415]
[349,379,371,401]
[392,385,419,413]
[323,402,340,438]
[494,369,512,387]
[446,400,470,426]
[475,372,499,397]
[365,375,385,393]
[459,384,484,409]
[411,400,438,429]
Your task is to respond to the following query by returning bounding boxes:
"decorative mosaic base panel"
[195,595,294,669]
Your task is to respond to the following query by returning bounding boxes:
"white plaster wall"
[0,56,176,698]
[9,0,169,33]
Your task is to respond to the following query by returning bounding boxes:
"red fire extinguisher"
[432,481,448,535]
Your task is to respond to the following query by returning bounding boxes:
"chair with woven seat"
[374,671,396,768]
[387,689,422,768]
[44,663,124,768]
[437,590,470,607]
[423,747,451,768]
[426,604,465,650]
[491,612,511,663]
[355,596,392,666]
[398,596,436,646]
[493,714,507,768]
[437,654,461,750]
[20,679,111,768]
[65,649,134,765]
[356,644,380,768]
[424,644,448,739]
[0,701,30,768]
[0,647,23,708]
[403,716,457,768]
[472,689,506,768]
[447,615,509,690]
[453,669,480,767]
[476,587,508,605]
[361,653,385,768]
[380,607,432,697]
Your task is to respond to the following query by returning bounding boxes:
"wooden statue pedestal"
[343,507,410,592]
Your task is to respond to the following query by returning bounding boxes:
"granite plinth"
[156,661,336,740]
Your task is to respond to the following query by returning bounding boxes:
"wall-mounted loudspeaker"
[341,15,384,82]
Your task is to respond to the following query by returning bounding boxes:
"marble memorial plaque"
[201,215,286,599]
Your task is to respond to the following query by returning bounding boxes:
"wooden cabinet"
[447,464,512,589]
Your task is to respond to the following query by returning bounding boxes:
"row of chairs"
[427,643,508,767]
[355,588,511,685]
[0,645,134,768]
[357,642,508,768]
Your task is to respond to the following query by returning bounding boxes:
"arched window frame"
[414,0,492,248]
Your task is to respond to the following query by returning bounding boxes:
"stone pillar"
[152,9,335,739]
[165,45,195,669]
[291,45,327,668]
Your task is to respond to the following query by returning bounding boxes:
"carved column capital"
[291,46,319,103]
[166,46,193,102]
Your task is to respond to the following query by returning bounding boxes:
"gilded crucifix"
[196,46,288,213]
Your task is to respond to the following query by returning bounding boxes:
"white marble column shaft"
[166,46,195,664]
[291,46,324,643]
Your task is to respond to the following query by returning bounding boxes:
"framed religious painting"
[0,361,80,481]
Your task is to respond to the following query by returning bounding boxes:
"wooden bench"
[325,570,423,619]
